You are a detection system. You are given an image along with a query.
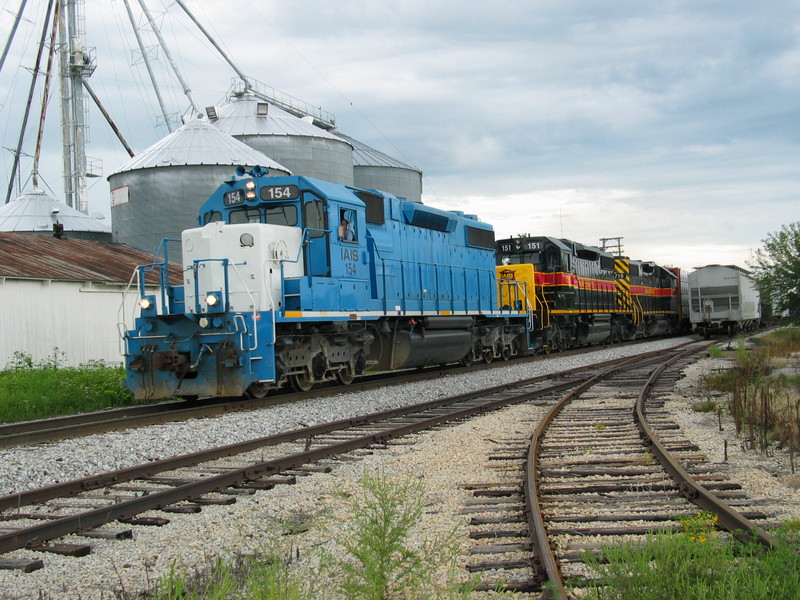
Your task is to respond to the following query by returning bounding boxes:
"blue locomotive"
[124,167,531,399]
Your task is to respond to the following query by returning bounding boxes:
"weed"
[704,328,800,456]
[676,510,719,543]
[692,400,718,413]
[708,345,726,358]
[327,470,477,599]
[148,547,314,600]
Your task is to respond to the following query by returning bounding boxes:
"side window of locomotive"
[203,211,223,225]
[545,249,560,271]
[264,204,298,227]
[339,208,357,242]
[229,208,261,224]
[357,191,385,225]
[304,199,327,238]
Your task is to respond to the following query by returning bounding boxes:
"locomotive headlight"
[198,317,210,328]
[203,291,223,313]
[245,190,256,200]
[138,295,156,316]
[244,180,256,190]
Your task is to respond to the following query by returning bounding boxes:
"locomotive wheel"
[336,364,356,385]
[482,346,494,363]
[245,383,270,399]
[291,372,314,392]
[501,345,511,361]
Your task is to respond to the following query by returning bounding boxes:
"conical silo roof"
[332,132,423,203]
[335,132,419,170]
[109,117,290,176]
[210,94,350,142]
[0,188,111,235]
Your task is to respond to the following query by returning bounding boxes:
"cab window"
[203,211,223,225]
[304,199,327,238]
[265,204,298,226]
[338,208,357,242]
[230,208,261,224]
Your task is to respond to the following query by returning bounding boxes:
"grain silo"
[109,118,290,254]
[335,132,422,203]
[207,92,354,185]
[0,188,111,241]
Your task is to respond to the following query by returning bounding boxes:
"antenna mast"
[600,236,624,256]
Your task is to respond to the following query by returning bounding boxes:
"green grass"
[692,400,718,413]
[148,550,314,600]
[0,350,136,423]
[582,516,800,600]
[707,345,726,358]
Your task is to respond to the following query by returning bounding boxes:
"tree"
[749,222,800,321]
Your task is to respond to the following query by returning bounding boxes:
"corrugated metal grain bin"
[335,132,422,203]
[208,94,354,185]
[109,118,289,254]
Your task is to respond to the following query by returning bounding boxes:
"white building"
[0,232,177,368]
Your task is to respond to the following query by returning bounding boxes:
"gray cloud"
[1,0,798,269]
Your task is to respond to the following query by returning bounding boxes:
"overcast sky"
[1,0,798,270]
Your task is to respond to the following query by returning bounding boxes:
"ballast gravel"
[1,336,799,600]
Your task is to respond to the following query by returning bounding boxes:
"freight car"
[687,264,761,337]
[123,167,529,400]
[495,236,683,352]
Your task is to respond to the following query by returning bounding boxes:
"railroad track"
[456,341,776,596]
[0,363,484,448]
[0,352,655,573]
[0,337,679,448]
[520,340,774,599]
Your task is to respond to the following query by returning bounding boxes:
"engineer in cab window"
[339,217,355,242]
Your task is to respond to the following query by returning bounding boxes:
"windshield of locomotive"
[207,204,299,226]
[265,204,298,226]
[501,251,542,266]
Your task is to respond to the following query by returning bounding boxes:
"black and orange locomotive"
[496,236,686,353]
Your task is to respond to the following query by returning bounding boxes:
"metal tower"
[58,0,95,213]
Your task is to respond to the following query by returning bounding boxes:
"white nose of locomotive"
[182,222,304,313]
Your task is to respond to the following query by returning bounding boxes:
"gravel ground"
[3,336,799,600]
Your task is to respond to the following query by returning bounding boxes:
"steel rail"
[0,361,513,447]
[0,366,471,447]
[634,346,775,548]
[522,353,651,600]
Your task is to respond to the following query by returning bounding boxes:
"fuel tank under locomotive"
[369,316,475,371]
